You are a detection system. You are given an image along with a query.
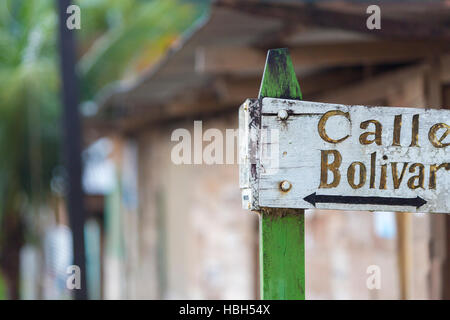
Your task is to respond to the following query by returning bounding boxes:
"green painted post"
[258,48,305,300]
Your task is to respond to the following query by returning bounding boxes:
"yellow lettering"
[359,120,382,145]
[428,123,450,148]
[347,162,367,189]
[429,163,450,189]
[318,110,350,144]
[407,163,425,189]
[391,162,408,189]
[319,150,342,188]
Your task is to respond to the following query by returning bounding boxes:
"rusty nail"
[277,109,289,120]
[280,180,292,192]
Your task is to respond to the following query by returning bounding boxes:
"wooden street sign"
[241,98,450,213]
[239,48,449,301]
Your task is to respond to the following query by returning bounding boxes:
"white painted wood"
[251,98,450,213]
[239,99,261,210]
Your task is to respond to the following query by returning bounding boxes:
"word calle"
[318,110,449,190]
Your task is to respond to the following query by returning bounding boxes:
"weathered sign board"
[241,47,449,301]
[240,98,450,213]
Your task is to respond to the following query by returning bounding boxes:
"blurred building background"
[0,0,449,299]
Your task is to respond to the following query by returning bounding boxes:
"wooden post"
[258,49,305,300]
[395,212,413,300]
[426,58,446,299]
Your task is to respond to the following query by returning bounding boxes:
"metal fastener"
[277,109,289,120]
[280,180,292,192]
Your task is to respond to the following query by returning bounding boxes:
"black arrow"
[303,192,427,209]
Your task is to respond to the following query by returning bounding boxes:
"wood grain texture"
[259,49,302,100]
[258,48,305,300]
[258,98,450,213]
[260,208,305,300]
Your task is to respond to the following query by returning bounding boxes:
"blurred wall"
[131,112,257,299]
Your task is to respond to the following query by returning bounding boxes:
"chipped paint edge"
[239,98,262,211]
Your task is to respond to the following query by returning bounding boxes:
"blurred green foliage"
[0,0,60,232]
[0,0,208,297]
[77,0,209,99]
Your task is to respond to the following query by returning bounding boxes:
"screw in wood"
[277,109,289,120]
[280,180,292,192]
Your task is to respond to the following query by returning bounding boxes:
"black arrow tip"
[303,192,317,207]
[415,196,427,209]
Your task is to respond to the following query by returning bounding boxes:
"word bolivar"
[317,110,450,190]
